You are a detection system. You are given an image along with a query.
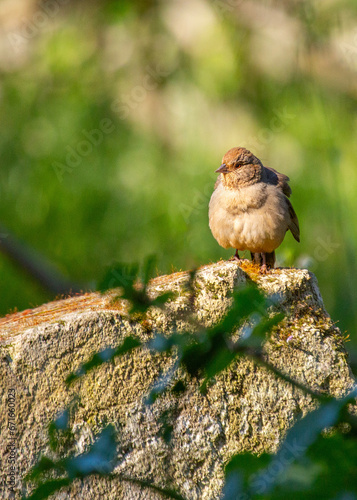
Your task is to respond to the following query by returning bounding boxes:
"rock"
[0,261,354,499]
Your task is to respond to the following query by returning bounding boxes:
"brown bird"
[209,147,300,272]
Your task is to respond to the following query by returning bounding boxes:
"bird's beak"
[215,163,229,174]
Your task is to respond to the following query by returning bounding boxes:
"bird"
[208,147,300,272]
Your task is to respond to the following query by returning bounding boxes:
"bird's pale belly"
[233,212,286,252]
[209,203,288,253]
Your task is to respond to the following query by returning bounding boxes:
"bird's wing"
[265,166,292,198]
[286,197,300,242]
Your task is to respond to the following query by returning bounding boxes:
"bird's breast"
[209,183,290,253]
[209,182,268,220]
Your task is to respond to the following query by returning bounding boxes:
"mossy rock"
[0,261,354,499]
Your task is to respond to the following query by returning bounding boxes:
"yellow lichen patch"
[237,259,261,279]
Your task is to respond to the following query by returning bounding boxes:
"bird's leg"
[260,252,268,274]
[251,252,262,265]
[265,251,276,269]
[233,249,240,261]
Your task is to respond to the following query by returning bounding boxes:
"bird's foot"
[259,252,270,274]
[259,264,268,274]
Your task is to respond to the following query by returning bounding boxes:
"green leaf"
[201,345,236,393]
[219,285,267,334]
[66,425,117,478]
[151,292,175,307]
[24,478,71,500]
[223,452,271,500]
[237,312,285,349]
[172,380,186,395]
[98,262,138,293]
[25,456,59,482]
[48,410,70,451]
[141,254,157,285]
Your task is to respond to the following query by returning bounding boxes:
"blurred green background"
[0,0,356,347]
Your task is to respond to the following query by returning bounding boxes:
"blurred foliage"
[98,256,174,313]
[0,0,356,350]
[23,261,357,500]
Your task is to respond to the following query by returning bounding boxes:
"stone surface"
[0,260,354,499]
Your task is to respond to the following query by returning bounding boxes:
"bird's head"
[215,147,262,174]
[215,147,263,188]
